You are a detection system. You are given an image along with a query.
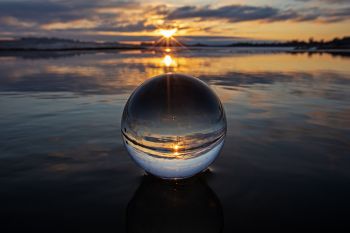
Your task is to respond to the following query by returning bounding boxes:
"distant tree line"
[144,36,350,49]
[225,37,350,49]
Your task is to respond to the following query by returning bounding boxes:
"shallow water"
[0,49,350,232]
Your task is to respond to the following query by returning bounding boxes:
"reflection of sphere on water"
[127,174,223,233]
[121,73,226,179]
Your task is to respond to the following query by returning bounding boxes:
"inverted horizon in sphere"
[121,73,227,179]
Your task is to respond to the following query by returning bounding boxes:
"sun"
[159,28,177,38]
[153,26,184,48]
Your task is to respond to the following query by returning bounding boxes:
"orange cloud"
[42,19,99,30]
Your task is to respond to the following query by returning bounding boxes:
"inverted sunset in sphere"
[121,74,227,179]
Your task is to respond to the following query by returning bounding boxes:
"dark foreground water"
[0,49,350,232]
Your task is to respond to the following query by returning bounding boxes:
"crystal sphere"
[121,73,226,179]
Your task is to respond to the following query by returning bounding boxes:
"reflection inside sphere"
[121,73,227,179]
[126,174,223,233]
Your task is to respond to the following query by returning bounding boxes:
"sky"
[0,0,349,42]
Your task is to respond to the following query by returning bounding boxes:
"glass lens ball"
[121,73,226,179]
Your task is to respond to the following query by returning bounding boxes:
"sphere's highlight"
[121,73,226,179]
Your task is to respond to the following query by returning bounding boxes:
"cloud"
[41,20,99,30]
[0,0,348,39]
[0,16,36,28]
[167,5,282,22]
[295,0,350,4]
[0,1,75,23]
[166,4,350,23]
[0,0,158,34]
[93,20,157,33]
[0,0,138,24]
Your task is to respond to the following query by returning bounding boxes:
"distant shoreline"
[1,36,349,52]
[0,46,145,52]
[0,47,349,53]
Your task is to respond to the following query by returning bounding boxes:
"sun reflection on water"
[163,55,175,67]
[164,48,172,53]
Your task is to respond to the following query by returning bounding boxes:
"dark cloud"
[0,0,349,38]
[295,0,350,4]
[0,1,82,23]
[0,0,155,33]
[167,5,281,22]
[95,20,157,32]
[146,4,169,16]
[166,4,350,23]
[0,0,138,24]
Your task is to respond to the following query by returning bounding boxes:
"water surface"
[0,49,350,232]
